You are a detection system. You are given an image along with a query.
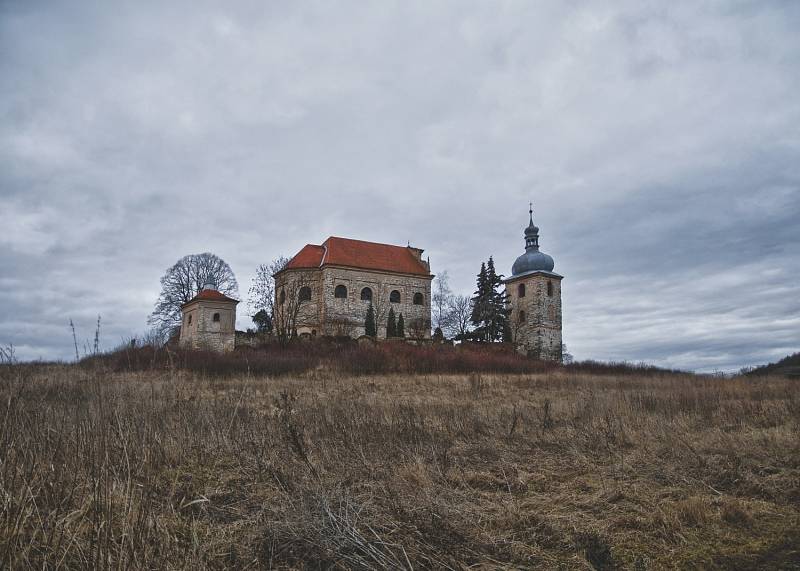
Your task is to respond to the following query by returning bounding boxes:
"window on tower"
[518,283,526,297]
[547,281,553,297]
[213,313,220,322]
[334,285,347,299]
[413,292,424,305]
[519,310,526,322]
[390,290,401,303]
[298,286,312,302]
[360,287,373,301]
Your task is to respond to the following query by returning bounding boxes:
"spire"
[524,203,539,251]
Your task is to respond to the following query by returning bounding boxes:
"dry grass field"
[1,356,798,569]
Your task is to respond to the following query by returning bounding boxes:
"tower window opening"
[360,287,373,301]
[188,315,192,325]
[518,283,526,297]
[212,313,220,322]
[334,285,347,299]
[279,290,286,305]
[519,310,526,322]
[390,290,401,303]
[298,286,312,301]
[413,292,424,305]
[547,281,553,297]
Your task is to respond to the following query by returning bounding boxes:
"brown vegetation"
[1,356,798,569]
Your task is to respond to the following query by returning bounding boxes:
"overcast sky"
[2,1,799,372]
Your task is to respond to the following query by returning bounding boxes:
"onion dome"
[511,205,555,275]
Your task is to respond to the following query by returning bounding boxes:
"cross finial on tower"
[529,202,533,224]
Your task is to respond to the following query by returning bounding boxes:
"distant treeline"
[744,352,800,378]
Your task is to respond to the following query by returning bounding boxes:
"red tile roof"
[182,289,239,306]
[283,237,431,276]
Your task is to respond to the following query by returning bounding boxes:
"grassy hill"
[1,353,798,569]
[746,352,800,378]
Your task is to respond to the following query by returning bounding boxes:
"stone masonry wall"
[275,267,433,338]
[179,301,237,352]
[505,273,562,361]
[321,267,433,338]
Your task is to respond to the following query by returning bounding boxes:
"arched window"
[334,285,347,299]
[547,281,553,297]
[390,290,401,303]
[519,310,526,322]
[279,290,286,305]
[360,287,373,301]
[213,313,220,322]
[413,292,424,305]
[298,286,311,301]
[518,283,526,297]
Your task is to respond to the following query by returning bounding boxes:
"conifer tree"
[397,313,405,337]
[364,303,377,337]
[387,307,397,338]
[485,257,510,342]
[470,257,509,342]
[470,262,489,341]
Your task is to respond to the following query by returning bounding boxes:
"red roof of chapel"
[283,237,431,276]
[182,289,239,307]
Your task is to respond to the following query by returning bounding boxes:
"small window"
[519,310,526,322]
[188,314,192,325]
[518,283,526,297]
[360,287,373,301]
[413,292,424,305]
[213,313,220,322]
[279,290,286,305]
[335,285,347,299]
[547,281,553,297]
[390,290,401,303]
[298,286,311,302]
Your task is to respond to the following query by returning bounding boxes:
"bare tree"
[324,316,358,337]
[0,343,15,365]
[149,253,239,335]
[408,317,430,339]
[248,256,289,328]
[432,270,453,332]
[273,271,315,344]
[445,294,473,340]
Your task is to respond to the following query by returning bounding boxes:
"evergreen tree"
[252,309,272,333]
[470,257,509,342]
[364,303,377,337]
[397,313,405,337]
[470,262,489,341]
[485,257,510,342]
[387,307,397,338]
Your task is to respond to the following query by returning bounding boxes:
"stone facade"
[504,207,563,362]
[276,266,433,338]
[505,272,562,361]
[179,290,238,352]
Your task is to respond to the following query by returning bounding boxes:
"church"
[274,236,434,338]
[178,208,563,361]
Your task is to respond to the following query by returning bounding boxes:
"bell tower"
[504,205,563,361]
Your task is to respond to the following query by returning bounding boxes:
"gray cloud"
[1,1,799,371]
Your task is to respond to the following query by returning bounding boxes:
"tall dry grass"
[0,362,798,569]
